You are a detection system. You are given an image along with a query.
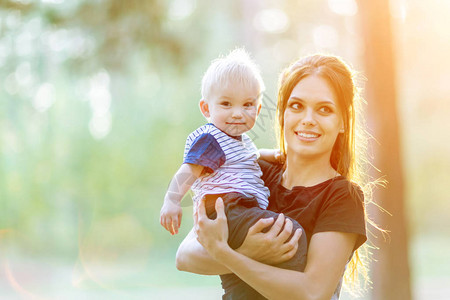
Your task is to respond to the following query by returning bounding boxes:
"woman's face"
[283,75,343,162]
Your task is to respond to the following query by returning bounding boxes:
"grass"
[1,234,449,299]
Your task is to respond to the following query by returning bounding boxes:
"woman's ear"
[256,102,262,116]
[199,100,210,118]
[339,119,345,133]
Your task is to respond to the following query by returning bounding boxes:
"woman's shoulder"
[325,177,364,203]
[313,176,367,249]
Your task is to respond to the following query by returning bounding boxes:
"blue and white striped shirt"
[183,124,269,209]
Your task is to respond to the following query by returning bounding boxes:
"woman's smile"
[295,130,321,141]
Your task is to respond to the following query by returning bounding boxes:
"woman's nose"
[301,109,316,126]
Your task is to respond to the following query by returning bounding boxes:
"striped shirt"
[183,124,269,209]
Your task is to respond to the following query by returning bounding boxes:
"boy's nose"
[232,109,243,118]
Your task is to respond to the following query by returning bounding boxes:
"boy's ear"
[199,100,210,118]
[256,102,262,116]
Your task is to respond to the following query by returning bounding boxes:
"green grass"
[1,234,449,299]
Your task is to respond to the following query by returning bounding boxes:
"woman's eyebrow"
[288,96,303,101]
[289,96,336,106]
[317,100,336,106]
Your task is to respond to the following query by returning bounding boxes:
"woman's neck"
[282,155,339,189]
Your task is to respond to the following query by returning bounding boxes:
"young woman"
[176,54,369,300]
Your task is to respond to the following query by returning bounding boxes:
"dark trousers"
[204,193,308,300]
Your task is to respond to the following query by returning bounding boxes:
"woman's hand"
[237,214,302,265]
[194,197,230,260]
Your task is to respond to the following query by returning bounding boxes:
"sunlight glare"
[5,73,19,95]
[390,0,408,22]
[32,83,55,112]
[328,0,358,16]
[75,214,152,287]
[10,0,32,5]
[313,25,339,49]
[0,40,11,68]
[89,71,111,115]
[47,29,69,53]
[41,0,64,4]
[89,113,111,140]
[5,10,21,29]
[15,31,34,57]
[253,8,289,34]
[273,39,298,63]
[15,62,33,88]
[168,0,196,20]
[4,260,48,300]
[89,71,112,140]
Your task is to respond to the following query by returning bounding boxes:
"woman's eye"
[220,102,231,107]
[289,103,302,110]
[319,106,332,113]
[244,102,254,107]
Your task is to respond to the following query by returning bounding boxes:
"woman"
[177,54,369,300]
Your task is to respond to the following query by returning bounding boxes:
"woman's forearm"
[175,228,232,275]
[215,246,312,300]
[209,232,357,300]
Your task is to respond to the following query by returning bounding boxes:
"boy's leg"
[223,196,307,272]
[204,193,307,299]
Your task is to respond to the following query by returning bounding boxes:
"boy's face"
[200,80,262,137]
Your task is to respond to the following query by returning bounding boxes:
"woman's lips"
[295,130,321,141]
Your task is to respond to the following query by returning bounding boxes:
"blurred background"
[1,0,449,299]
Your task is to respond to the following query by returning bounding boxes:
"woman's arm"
[197,197,358,300]
[176,204,302,275]
[176,227,231,275]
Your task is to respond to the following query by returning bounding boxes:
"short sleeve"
[183,133,226,173]
[313,182,367,251]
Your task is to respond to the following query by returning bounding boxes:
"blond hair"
[201,48,264,101]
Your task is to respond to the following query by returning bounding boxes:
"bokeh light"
[253,8,290,34]
[328,0,358,16]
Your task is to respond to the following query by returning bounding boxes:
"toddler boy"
[160,49,307,299]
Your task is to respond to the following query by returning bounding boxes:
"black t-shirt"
[260,160,367,251]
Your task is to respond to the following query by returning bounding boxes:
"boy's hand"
[259,149,286,164]
[160,201,183,235]
[273,150,286,164]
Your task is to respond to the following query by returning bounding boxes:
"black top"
[260,160,367,251]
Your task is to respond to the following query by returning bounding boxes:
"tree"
[357,1,412,299]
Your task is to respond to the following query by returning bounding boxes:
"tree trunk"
[357,1,412,299]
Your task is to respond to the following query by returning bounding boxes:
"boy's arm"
[160,163,204,235]
[258,149,284,164]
